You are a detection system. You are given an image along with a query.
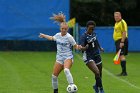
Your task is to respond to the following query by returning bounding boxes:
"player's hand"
[39,33,46,38]
[120,42,124,48]
[77,45,83,50]
[85,44,89,49]
[100,47,104,52]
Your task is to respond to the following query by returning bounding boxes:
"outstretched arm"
[96,40,104,52]
[73,44,82,50]
[73,44,89,51]
[79,44,89,51]
[39,33,53,41]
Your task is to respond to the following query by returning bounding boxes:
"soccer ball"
[66,84,78,93]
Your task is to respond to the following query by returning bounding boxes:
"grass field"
[0,51,140,93]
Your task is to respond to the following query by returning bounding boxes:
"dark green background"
[70,0,140,26]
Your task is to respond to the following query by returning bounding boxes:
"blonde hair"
[50,12,66,24]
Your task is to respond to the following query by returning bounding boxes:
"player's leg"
[64,59,74,84]
[52,62,63,93]
[95,55,103,78]
[119,38,128,76]
[95,55,104,93]
[115,39,124,76]
[97,63,102,78]
[120,55,127,76]
[96,63,104,93]
[86,61,104,93]
[117,38,128,76]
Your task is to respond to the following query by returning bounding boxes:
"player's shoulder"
[122,19,126,22]
[121,19,127,27]
[121,19,126,24]
[81,32,86,37]
[55,32,61,36]
[66,33,73,38]
[93,32,96,35]
[53,32,61,40]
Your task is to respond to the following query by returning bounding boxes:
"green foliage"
[70,0,140,26]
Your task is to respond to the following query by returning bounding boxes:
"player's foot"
[54,89,58,93]
[93,85,99,93]
[100,89,104,93]
[117,72,127,76]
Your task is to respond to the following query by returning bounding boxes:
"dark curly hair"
[86,20,96,28]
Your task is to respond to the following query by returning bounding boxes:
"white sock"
[52,74,58,89]
[64,68,74,84]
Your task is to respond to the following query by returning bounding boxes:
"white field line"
[76,54,140,90]
[103,68,140,90]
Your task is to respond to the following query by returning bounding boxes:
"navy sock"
[121,60,126,73]
[95,77,103,89]
[54,89,58,93]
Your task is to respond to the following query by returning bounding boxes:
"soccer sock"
[95,77,103,89]
[121,60,126,73]
[64,68,74,84]
[52,74,58,90]
[54,89,58,93]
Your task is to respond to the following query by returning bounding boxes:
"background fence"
[80,26,140,52]
[0,0,140,52]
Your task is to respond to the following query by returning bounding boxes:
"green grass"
[0,52,140,93]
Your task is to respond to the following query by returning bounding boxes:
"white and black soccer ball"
[66,84,78,93]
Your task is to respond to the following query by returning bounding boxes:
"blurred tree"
[70,0,140,26]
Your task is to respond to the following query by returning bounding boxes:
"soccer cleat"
[122,72,127,76]
[93,85,99,93]
[100,89,104,93]
[117,72,127,76]
[54,91,58,93]
[54,89,58,93]
[98,87,104,93]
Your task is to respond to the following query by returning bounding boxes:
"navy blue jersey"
[80,32,100,55]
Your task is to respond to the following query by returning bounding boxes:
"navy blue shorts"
[115,38,128,55]
[83,53,102,65]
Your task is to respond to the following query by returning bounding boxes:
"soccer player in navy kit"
[80,21,104,93]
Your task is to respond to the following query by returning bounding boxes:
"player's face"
[60,22,69,36]
[114,12,122,22]
[87,25,95,34]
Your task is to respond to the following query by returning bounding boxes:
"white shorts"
[56,54,73,65]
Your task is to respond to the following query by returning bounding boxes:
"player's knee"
[95,69,100,77]
[52,74,58,81]
[64,68,70,75]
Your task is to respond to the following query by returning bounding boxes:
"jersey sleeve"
[53,33,59,41]
[68,36,76,46]
[121,20,127,32]
[95,39,101,49]
[80,34,86,46]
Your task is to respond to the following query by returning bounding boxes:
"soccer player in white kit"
[39,21,82,93]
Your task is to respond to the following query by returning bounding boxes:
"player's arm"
[96,40,104,52]
[72,44,89,50]
[120,31,126,48]
[68,36,82,50]
[39,33,54,41]
[79,44,89,51]
[121,21,127,43]
[121,31,126,43]
[120,21,127,48]
[73,44,82,50]
[79,35,88,51]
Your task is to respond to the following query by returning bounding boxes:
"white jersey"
[53,32,76,57]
